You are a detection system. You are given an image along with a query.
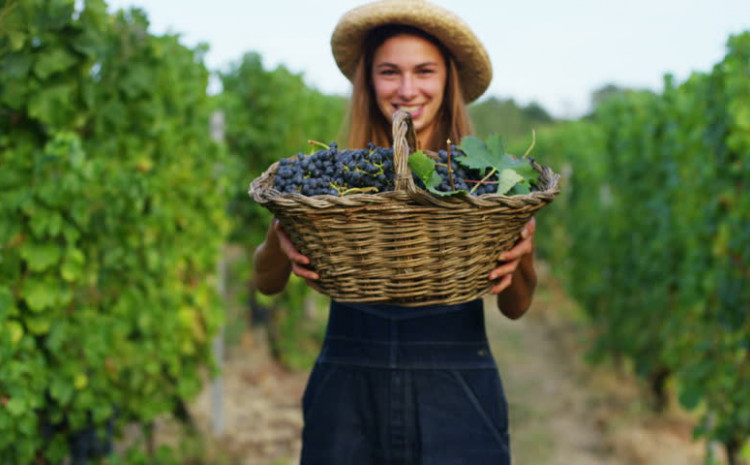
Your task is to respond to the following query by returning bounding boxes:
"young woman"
[253,1,536,463]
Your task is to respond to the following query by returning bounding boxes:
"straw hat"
[331,0,492,103]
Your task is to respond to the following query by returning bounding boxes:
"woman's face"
[371,34,447,143]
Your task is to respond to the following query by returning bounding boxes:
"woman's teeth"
[396,105,420,113]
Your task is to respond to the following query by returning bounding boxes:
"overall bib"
[300,298,511,465]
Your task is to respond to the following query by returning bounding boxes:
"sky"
[106,0,750,119]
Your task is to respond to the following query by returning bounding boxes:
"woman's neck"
[416,126,434,151]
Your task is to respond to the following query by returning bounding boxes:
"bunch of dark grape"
[424,146,500,195]
[273,142,397,196]
[273,141,504,197]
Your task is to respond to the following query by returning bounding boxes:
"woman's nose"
[398,74,417,99]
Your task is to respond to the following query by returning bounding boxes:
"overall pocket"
[450,369,510,449]
[414,368,511,463]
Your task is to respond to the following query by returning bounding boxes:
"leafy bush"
[0,0,229,462]
[533,32,750,462]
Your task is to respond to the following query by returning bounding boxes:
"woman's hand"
[272,220,320,284]
[253,219,319,295]
[488,218,536,295]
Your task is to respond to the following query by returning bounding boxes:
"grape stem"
[470,168,497,194]
[342,187,379,195]
[446,139,456,191]
[308,140,330,150]
[522,130,536,158]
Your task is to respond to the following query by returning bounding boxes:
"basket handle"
[392,110,419,192]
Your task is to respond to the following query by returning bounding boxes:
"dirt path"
[486,265,708,465]
[485,297,625,465]
[166,267,710,465]
[185,331,308,465]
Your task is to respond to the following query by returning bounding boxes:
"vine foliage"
[0,0,229,462]
[534,32,750,463]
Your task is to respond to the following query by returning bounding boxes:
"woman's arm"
[488,218,537,319]
[253,219,319,295]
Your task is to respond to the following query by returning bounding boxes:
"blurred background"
[1,0,749,464]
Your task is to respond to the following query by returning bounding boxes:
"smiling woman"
[251,1,540,463]
[335,0,492,151]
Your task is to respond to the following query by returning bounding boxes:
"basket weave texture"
[249,111,560,307]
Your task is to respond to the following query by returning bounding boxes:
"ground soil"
[151,264,717,465]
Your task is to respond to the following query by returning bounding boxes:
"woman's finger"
[292,262,319,281]
[274,222,311,265]
[489,258,520,281]
[523,217,537,237]
[305,279,322,292]
[490,273,513,294]
[500,236,533,262]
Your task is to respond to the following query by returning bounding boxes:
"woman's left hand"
[488,218,536,294]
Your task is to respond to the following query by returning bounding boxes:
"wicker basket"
[249,110,560,307]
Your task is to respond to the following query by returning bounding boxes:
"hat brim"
[331,0,492,103]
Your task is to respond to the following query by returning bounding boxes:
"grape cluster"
[272,142,507,197]
[427,146,499,195]
[273,142,397,196]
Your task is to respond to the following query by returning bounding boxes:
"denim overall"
[300,299,511,465]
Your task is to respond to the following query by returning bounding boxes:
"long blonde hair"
[345,25,473,151]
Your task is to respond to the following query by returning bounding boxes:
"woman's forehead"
[372,34,445,65]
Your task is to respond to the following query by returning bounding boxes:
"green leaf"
[456,136,495,173]
[408,151,442,190]
[486,134,506,160]
[19,242,62,272]
[25,315,51,335]
[28,83,74,126]
[0,286,13,317]
[120,63,154,98]
[33,48,78,80]
[6,321,24,346]
[508,183,532,196]
[23,277,58,312]
[5,396,27,417]
[45,321,68,353]
[1,6,27,52]
[458,134,540,193]
[8,30,27,52]
[497,169,525,195]
[61,248,85,282]
[3,53,34,79]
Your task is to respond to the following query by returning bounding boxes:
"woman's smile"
[392,103,424,118]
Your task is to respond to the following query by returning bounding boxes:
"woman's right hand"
[272,219,320,282]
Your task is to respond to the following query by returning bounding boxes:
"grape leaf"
[23,277,57,312]
[408,151,468,197]
[497,169,525,195]
[508,183,532,195]
[455,135,497,174]
[33,49,78,80]
[457,134,540,192]
[501,156,539,186]
[486,134,507,162]
[19,241,62,272]
[408,150,441,189]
